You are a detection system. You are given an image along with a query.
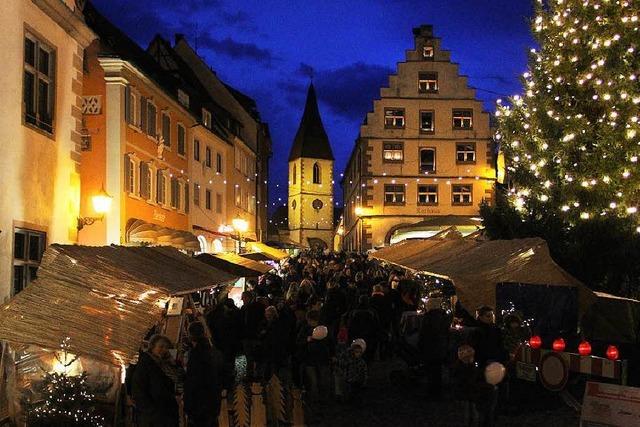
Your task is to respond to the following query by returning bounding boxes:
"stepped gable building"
[288,83,335,249]
[341,25,496,251]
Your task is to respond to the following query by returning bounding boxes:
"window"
[456,143,476,163]
[234,145,241,170]
[292,164,297,184]
[419,148,436,173]
[177,124,186,155]
[24,33,55,133]
[146,102,157,137]
[383,142,403,162]
[216,193,222,213]
[216,153,222,174]
[418,72,438,93]
[178,89,190,107]
[184,182,189,213]
[423,46,434,59]
[453,109,473,129]
[313,163,321,184]
[235,186,241,207]
[205,148,214,170]
[418,184,438,205]
[124,155,136,194]
[384,108,405,128]
[139,162,152,200]
[170,177,179,209]
[194,139,200,161]
[194,183,200,206]
[125,87,140,127]
[161,112,171,146]
[156,171,166,204]
[452,184,473,205]
[419,111,435,133]
[202,108,212,129]
[384,184,405,205]
[205,189,212,210]
[13,228,45,295]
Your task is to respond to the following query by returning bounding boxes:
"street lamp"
[232,217,249,254]
[77,186,113,231]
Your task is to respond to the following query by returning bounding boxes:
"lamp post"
[77,187,113,231]
[232,217,249,254]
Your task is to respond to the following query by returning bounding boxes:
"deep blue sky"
[92,0,535,213]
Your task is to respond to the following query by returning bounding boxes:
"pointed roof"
[289,83,334,161]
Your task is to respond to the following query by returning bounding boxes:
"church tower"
[288,84,335,249]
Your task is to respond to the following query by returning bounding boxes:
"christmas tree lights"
[496,0,640,230]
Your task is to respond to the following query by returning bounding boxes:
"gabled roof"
[289,83,334,161]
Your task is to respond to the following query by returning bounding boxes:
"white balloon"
[312,325,328,340]
[485,362,506,385]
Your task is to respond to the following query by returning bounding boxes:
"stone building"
[0,0,95,301]
[288,84,335,249]
[341,25,496,251]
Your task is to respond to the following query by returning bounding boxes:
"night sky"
[92,0,535,213]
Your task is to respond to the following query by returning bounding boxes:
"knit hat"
[312,326,328,340]
[351,338,367,352]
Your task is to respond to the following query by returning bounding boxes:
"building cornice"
[32,0,96,47]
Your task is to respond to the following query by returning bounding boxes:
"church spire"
[288,83,334,161]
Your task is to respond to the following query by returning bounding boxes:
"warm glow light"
[232,218,249,233]
[92,187,113,214]
[355,207,364,216]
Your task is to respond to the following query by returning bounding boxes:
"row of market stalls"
[371,229,640,388]
[0,242,288,425]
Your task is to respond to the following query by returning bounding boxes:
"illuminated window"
[418,184,438,205]
[423,46,434,59]
[384,108,405,128]
[420,111,435,133]
[453,109,473,129]
[452,184,473,205]
[456,143,476,163]
[384,184,405,205]
[313,163,321,184]
[202,108,212,129]
[383,142,403,162]
[418,72,438,93]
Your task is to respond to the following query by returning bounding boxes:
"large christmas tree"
[496,0,640,229]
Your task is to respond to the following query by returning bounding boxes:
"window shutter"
[124,86,131,123]
[124,155,131,193]
[139,163,148,199]
[140,96,147,132]
[184,183,189,213]
[156,170,163,203]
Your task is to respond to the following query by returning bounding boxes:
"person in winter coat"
[240,291,265,379]
[302,326,332,412]
[184,322,223,427]
[259,306,292,382]
[347,296,380,362]
[451,345,497,427]
[418,298,451,398]
[131,335,181,427]
[206,298,240,389]
[473,306,507,368]
[337,341,368,405]
[369,285,393,359]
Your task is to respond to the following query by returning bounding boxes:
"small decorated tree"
[25,338,105,427]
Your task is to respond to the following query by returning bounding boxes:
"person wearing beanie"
[302,325,332,419]
[337,340,368,405]
[184,321,223,427]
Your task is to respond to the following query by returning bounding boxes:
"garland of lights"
[495,0,640,233]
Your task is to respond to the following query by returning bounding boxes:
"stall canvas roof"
[195,253,273,277]
[245,242,289,261]
[0,245,239,367]
[371,237,595,314]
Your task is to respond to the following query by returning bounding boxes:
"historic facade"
[341,25,496,251]
[288,84,335,249]
[0,0,95,301]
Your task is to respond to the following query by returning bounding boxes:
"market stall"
[0,244,238,425]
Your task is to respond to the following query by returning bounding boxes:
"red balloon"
[529,335,542,349]
[578,341,592,356]
[606,345,619,360]
[552,338,566,352]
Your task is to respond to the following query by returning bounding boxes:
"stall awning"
[241,252,273,262]
[195,253,273,277]
[126,218,200,251]
[371,237,595,315]
[245,241,289,261]
[0,245,238,367]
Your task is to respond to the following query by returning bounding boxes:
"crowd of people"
[129,250,531,427]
